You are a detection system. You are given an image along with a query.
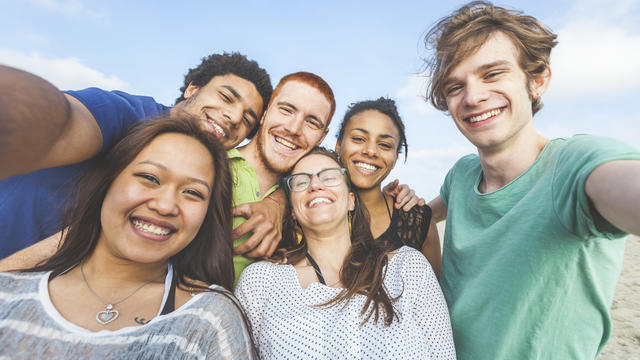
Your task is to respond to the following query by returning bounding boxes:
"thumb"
[232,204,252,218]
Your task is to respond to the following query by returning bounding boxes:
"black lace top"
[375,204,432,251]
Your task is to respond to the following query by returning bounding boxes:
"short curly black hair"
[175,52,273,139]
[336,97,408,162]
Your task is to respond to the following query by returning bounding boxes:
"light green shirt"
[440,135,640,359]
[228,149,279,280]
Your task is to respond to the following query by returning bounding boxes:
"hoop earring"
[348,211,352,236]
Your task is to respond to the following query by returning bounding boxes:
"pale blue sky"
[2,0,639,198]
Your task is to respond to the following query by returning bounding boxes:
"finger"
[232,204,252,219]
[395,187,413,208]
[245,229,277,258]
[402,196,418,212]
[232,215,262,240]
[418,197,426,207]
[382,179,399,195]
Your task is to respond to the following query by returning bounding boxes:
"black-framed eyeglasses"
[284,168,347,192]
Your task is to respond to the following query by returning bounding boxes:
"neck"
[238,140,281,196]
[477,129,548,193]
[303,220,352,270]
[357,185,387,212]
[82,242,168,286]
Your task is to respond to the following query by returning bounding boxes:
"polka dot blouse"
[235,246,456,359]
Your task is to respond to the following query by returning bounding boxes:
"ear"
[183,82,200,100]
[348,192,355,211]
[259,110,267,126]
[530,65,552,99]
[334,140,342,156]
[317,126,329,146]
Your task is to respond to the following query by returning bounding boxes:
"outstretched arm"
[232,189,286,258]
[585,160,640,235]
[0,66,102,180]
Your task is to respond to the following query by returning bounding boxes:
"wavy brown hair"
[276,147,398,326]
[425,1,558,115]
[27,115,235,290]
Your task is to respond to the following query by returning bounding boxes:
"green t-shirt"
[440,135,640,359]
[228,149,279,281]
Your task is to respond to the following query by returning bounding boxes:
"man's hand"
[232,192,286,258]
[383,179,425,211]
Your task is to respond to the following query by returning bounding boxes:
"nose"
[462,80,489,107]
[148,187,179,216]
[362,140,378,157]
[308,173,326,191]
[223,103,244,127]
[283,114,304,135]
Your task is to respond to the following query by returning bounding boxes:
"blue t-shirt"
[0,88,170,258]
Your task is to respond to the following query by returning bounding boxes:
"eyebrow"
[222,85,258,122]
[138,160,211,192]
[351,127,395,140]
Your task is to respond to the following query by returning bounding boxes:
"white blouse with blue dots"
[235,246,456,359]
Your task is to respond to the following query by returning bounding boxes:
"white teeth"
[275,136,297,150]
[207,119,226,137]
[132,219,171,236]
[354,162,378,172]
[309,197,332,207]
[469,109,501,123]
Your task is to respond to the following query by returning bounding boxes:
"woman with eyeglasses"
[335,97,442,278]
[235,147,455,359]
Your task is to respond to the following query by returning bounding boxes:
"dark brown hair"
[425,1,558,115]
[28,115,235,291]
[276,147,398,326]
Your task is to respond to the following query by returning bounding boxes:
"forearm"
[0,232,62,271]
[0,66,71,179]
[422,221,442,280]
[428,196,447,223]
[585,160,640,235]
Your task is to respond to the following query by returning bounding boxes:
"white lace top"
[235,246,455,359]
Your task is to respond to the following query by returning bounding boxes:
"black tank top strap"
[160,270,178,315]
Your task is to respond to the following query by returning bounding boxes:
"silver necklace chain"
[80,262,164,325]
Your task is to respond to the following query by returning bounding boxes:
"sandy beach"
[599,234,640,359]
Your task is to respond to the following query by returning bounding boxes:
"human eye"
[485,70,504,80]
[350,136,365,143]
[135,173,160,184]
[279,106,293,114]
[242,115,253,128]
[320,169,341,184]
[219,91,233,103]
[183,189,205,200]
[445,84,463,97]
[290,175,310,191]
[379,142,394,150]
[306,118,322,130]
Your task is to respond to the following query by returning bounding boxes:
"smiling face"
[289,154,355,231]
[98,133,215,265]
[443,31,549,152]
[255,80,331,174]
[335,109,400,191]
[178,74,263,149]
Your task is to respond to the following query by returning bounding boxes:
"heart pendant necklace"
[80,262,163,326]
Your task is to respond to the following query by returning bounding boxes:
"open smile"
[306,196,334,208]
[204,115,228,138]
[464,107,505,126]
[130,216,177,241]
[273,134,301,152]
[353,161,380,175]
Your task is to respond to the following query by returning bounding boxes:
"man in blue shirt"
[0,53,278,259]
